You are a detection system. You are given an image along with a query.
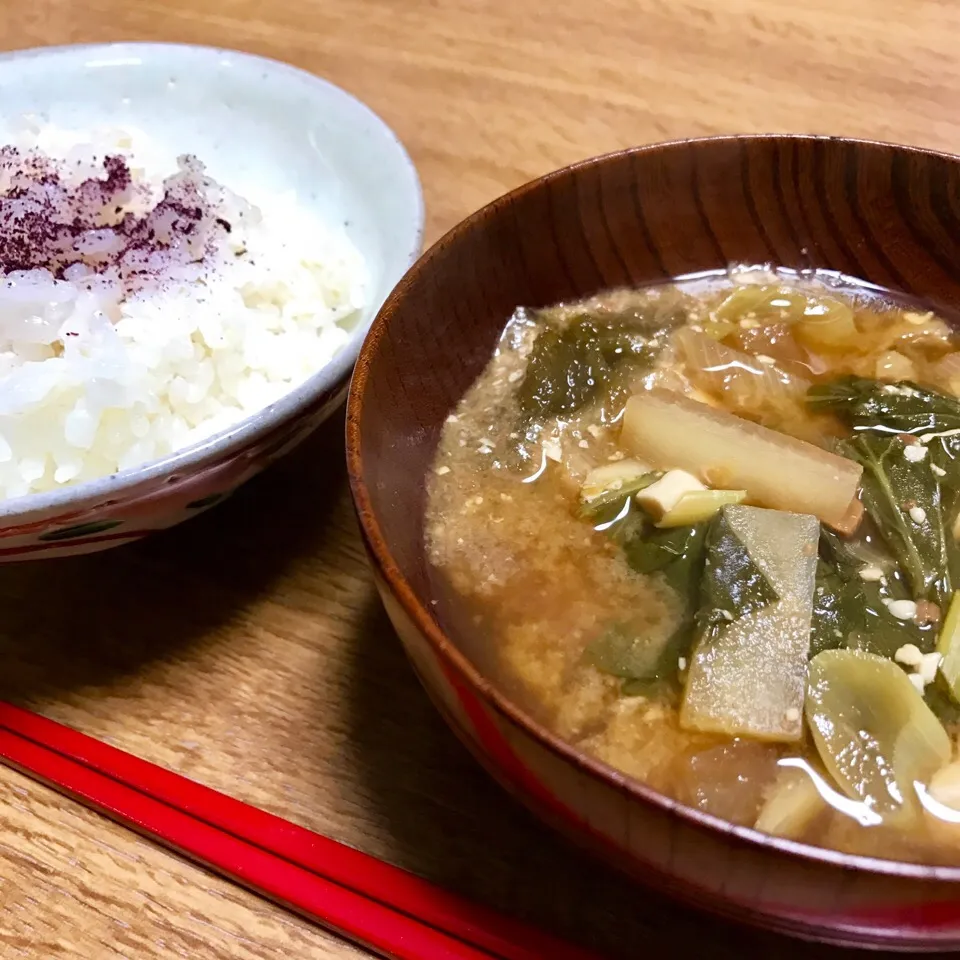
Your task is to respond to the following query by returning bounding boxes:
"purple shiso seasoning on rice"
[0,149,228,287]
[0,135,367,500]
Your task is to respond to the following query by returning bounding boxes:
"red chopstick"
[0,727,486,960]
[0,703,603,960]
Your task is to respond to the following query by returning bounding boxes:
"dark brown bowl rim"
[346,133,960,884]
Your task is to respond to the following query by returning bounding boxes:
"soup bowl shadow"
[346,135,960,951]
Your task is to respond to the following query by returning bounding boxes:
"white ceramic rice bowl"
[0,41,423,559]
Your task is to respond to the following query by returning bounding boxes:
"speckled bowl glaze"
[348,136,960,950]
[0,41,422,559]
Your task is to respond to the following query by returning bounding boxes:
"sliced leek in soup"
[425,267,960,864]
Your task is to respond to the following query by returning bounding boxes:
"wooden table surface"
[1,1,960,957]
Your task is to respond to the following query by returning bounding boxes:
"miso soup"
[425,266,960,865]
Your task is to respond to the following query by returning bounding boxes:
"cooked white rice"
[0,119,368,500]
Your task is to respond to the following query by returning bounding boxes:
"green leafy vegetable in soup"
[426,269,960,865]
[811,529,930,659]
[808,375,960,468]
[516,319,611,419]
[516,308,676,422]
[839,434,952,605]
[584,516,708,693]
[696,509,780,635]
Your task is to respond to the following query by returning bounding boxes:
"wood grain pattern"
[2,1,960,957]
[0,766,364,959]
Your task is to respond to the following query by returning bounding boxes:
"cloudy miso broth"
[425,267,960,865]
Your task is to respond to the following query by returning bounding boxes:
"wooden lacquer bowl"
[346,136,960,950]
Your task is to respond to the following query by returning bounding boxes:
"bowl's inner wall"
[360,136,960,623]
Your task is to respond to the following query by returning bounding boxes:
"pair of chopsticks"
[0,703,603,960]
